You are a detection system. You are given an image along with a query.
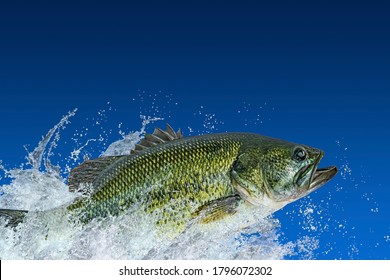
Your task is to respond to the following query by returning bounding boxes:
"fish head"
[231,138,337,209]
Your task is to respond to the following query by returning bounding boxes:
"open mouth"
[293,152,338,200]
[309,166,338,191]
[291,164,337,202]
[306,151,338,192]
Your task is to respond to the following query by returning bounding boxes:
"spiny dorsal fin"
[68,155,125,193]
[131,124,184,154]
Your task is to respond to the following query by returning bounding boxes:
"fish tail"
[0,209,28,227]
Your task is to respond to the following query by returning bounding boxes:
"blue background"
[0,1,389,259]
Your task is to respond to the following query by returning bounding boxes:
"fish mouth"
[293,152,337,200]
[308,166,338,192]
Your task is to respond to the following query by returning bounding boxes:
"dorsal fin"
[68,155,125,193]
[131,124,183,154]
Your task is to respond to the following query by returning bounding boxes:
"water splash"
[191,105,225,134]
[26,109,78,173]
[102,115,163,156]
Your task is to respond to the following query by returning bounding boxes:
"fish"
[0,124,337,235]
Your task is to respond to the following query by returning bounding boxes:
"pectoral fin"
[193,195,242,224]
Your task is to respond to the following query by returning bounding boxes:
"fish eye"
[293,147,307,162]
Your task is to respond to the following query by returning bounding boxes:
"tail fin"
[0,209,28,227]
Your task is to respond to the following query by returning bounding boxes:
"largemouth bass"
[0,124,337,234]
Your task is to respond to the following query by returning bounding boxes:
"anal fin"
[193,195,242,224]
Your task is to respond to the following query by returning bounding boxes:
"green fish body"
[69,133,243,230]
[0,125,338,234]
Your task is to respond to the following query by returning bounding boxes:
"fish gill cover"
[0,94,366,259]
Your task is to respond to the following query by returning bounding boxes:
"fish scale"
[67,134,242,227]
